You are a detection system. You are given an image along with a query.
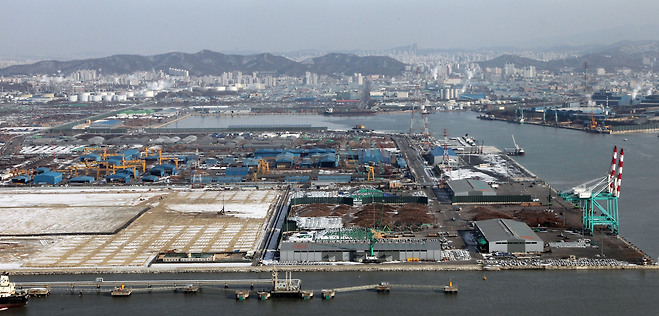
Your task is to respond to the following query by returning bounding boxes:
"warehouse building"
[474,219,543,253]
[69,176,95,184]
[447,179,496,197]
[88,119,123,129]
[33,171,63,185]
[427,147,459,166]
[280,238,442,262]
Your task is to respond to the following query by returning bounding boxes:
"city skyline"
[3,0,659,59]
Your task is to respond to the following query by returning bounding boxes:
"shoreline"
[6,263,658,276]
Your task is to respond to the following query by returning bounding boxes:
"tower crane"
[559,146,623,234]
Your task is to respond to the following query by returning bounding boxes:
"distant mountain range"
[478,41,659,72]
[0,50,407,77]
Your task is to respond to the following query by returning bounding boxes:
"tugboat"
[0,273,28,308]
[110,284,132,296]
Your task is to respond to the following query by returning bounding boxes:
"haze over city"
[3,0,659,59]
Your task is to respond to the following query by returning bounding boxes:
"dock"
[15,273,460,301]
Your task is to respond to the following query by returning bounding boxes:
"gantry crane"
[559,146,623,234]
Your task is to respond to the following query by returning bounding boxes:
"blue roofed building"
[142,175,159,182]
[69,176,95,183]
[319,154,338,168]
[427,147,459,167]
[106,173,131,183]
[34,172,63,185]
[117,149,140,161]
[226,167,250,176]
[79,153,101,162]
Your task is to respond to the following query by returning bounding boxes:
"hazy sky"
[3,0,659,59]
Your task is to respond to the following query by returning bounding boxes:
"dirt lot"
[291,203,433,231]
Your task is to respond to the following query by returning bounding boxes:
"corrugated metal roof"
[70,176,95,182]
[475,219,542,243]
[447,179,496,196]
[226,167,250,176]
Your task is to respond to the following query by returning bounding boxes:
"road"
[392,134,467,237]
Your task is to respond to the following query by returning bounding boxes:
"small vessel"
[376,282,390,292]
[182,284,198,294]
[483,275,487,280]
[324,107,377,116]
[444,280,458,294]
[111,284,132,296]
[0,273,28,308]
[28,287,50,297]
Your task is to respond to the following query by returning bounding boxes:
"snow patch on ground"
[0,207,142,234]
[0,192,164,207]
[445,169,497,182]
[168,203,271,219]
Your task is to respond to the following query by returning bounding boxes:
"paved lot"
[0,188,280,268]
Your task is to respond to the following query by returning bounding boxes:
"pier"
[15,273,458,301]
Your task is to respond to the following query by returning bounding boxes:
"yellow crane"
[367,166,375,181]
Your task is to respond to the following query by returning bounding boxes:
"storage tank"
[91,95,103,102]
[143,90,155,98]
[68,95,79,102]
[79,93,89,102]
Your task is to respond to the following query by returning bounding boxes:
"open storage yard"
[0,188,280,270]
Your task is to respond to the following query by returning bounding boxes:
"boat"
[0,273,28,308]
[324,107,377,116]
[27,287,49,297]
[443,280,458,294]
[376,282,390,292]
[505,135,525,156]
[110,284,132,296]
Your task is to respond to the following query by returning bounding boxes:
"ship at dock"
[324,107,377,116]
[0,273,28,308]
[504,135,525,156]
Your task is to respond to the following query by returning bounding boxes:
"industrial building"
[33,171,63,185]
[474,219,543,253]
[280,238,442,262]
[88,119,123,129]
[447,179,496,197]
[427,147,459,166]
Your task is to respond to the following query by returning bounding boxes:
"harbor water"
[8,271,659,315]
[7,112,657,314]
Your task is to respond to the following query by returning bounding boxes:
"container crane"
[559,146,623,234]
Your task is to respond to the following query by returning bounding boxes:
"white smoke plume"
[147,80,173,91]
[461,70,474,93]
[431,66,439,80]
[631,85,642,99]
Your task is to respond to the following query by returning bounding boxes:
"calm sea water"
[8,112,657,315]
[8,271,659,315]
